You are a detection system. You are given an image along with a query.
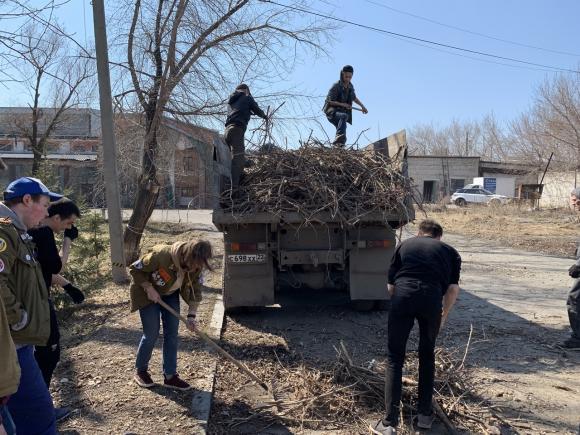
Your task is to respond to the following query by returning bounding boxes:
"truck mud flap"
[348,226,396,301]
[223,257,275,309]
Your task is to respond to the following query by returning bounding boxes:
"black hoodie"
[225,90,267,129]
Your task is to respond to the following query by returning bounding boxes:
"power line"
[362,0,580,58]
[261,0,580,74]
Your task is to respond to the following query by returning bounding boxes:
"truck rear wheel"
[374,300,391,311]
[225,306,262,315]
[351,300,375,312]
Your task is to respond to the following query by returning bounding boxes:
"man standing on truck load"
[224,84,269,190]
[564,188,580,349]
[372,219,461,434]
[323,65,368,145]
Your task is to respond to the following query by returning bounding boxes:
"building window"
[450,179,465,193]
[9,164,25,179]
[181,187,195,197]
[58,166,70,188]
[184,156,194,171]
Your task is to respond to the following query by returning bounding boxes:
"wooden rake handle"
[156,298,269,392]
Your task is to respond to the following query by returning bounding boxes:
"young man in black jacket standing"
[372,219,461,434]
[323,65,368,145]
[224,84,269,190]
[28,199,83,421]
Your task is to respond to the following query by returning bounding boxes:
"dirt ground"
[51,208,580,434]
[53,222,224,434]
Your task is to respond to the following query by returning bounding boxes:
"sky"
[1,0,579,146]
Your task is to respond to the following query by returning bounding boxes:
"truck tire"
[374,300,391,311]
[351,300,375,312]
[455,198,467,207]
[225,306,262,315]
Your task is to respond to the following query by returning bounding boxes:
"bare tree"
[113,0,330,261]
[509,72,580,170]
[3,22,93,174]
[408,119,484,157]
[0,1,74,83]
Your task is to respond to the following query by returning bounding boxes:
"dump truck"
[212,130,414,311]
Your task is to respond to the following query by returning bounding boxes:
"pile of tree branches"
[219,141,413,224]
[225,339,514,433]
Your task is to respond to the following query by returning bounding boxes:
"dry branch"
[220,141,412,225]
[227,342,515,433]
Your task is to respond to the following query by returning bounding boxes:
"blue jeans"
[7,346,56,435]
[135,291,180,376]
[0,405,16,435]
[331,111,348,137]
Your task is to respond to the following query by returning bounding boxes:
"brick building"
[0,107,100,203]
[0,107,231,208]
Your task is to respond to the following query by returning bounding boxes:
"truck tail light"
[367,240,391,248]
[229,243,267,252]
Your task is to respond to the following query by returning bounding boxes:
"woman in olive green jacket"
[130,240,212,391]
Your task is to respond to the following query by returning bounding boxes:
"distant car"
[450,188,510,207]
[461,183,482,190]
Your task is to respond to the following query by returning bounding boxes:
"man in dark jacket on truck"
[224,84,269,190]
[372,219,461,434]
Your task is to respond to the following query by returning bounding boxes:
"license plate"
[227,254,267,264]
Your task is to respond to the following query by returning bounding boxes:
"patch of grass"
[421,204,578,257]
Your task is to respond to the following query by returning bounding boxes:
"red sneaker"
[134,370,155,388]
[163,374,191,391]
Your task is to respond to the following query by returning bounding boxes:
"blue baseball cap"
[3,177,62,202]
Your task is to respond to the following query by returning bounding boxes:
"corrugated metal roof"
[0,153,97,161]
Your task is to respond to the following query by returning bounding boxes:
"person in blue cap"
[323,65,368,145]
[0,177,62,435]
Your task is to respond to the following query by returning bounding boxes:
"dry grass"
[423,203,579,257]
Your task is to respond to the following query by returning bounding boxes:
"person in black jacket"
[564,187,580,348]
[224,84,269,190]
[28,199,83,421]
[323,65,368,145]
[372,219,461,434]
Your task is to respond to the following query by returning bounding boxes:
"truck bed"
[212,206,414,227]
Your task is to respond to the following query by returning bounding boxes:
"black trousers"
[34,299,60,388]
[384,280,442,426]
[224,124,246,190]
[568,279,580,339]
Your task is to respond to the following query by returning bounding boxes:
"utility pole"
[92,0,128,283]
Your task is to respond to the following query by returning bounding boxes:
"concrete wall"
[540,171,578,208]
[480,161,538,188]
[408,156,480,202]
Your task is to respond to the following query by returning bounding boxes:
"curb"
[190,293,225,434]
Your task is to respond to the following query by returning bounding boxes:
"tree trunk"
[123,177,160,263]
[123,103,160,263]
[31,149,43,175]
